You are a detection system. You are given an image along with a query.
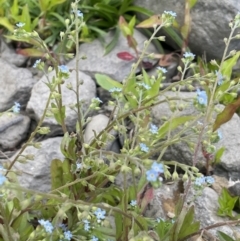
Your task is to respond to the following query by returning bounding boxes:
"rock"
[0,113,30,151]
[27,70,96,136]
[84,114,120,152]
[134,0,240,60]
[0,58,34,111]
[13,137,63,192]
[68,29,158,82]
[0,38,27,67]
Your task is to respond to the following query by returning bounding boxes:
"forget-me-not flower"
[183,52,195,58]
[137,83,151,90]
[94,208,106,221]
[139,143,149,153]
[13,102,21,113]
[146,169,158,182]
[33,59,41,68]
[150,124,158,134]
[38,219,54,233]
[157,66,168,73]
[151,162,164,173]
[59,65,69,74]
[164,11,177,18]
[91,236,99,241]
[16,22,25,28]
[130,200,137,207]
[83,219,90,231]
[109,87,122,93]
[64,230,73,241]
[196,88,208,106]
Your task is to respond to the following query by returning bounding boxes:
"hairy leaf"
[95,73,122,90]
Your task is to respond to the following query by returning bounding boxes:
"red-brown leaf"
[117,52,135,61]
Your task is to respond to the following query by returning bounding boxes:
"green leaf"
[104,28,120,56]
[51,159,64,191]
[115,212,123,239]
[0,17,14,31]
[217,188,238,217]
[222,51,240,79]
[217,231,235,241]
[10,0,19,16]
[177,206,200,240]
[95,73,122,90]
[213,97,240,131]
[136,15,162,28]
[214,147,225,165]
[16,48,45,57]
[188,0,198,9]
[157,116,195,139]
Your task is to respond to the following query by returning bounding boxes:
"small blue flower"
[58,223,67,231]
[217,130,222,140]
[205,176,214,184]
[164,11,177,18]
[196,88,208,106]
[76,163,82,169]
[83,220,90,231]
[195,176,205,186]
[94,208,106,221]
[137,83,151,90]
[33,59,41,68]
[64,230,73,241]
[16,22,25,28]
[215,70,224,86]
[38,219,54,234]
[109,87,122,93]
[13,102,21,113]
[77,10,83,17]
[0,175,6,185]
[151,162,164,173]
[156,217,165,223]
[183,52,195,58]
[146,169,158,182]
[150,124,158,134]
[91,236,99,241]
[139,143,149,153]
[59,65,69,74]
[130,200,137,207]
[93,97,102,103]
[157,66,168,73]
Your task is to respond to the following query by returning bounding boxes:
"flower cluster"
[137,82,151,90]
[195,176,214,186]
[38,219,54,234]
[130,200,137,207]
[215,70,224,85]
[157,66,168,74]
[109,87,122,93]
[83,219,91,231]
[146,162,164,182]
[163,11,177,18]
[16,22,25,28]
[59,65,69,74]
[64,230,73,241]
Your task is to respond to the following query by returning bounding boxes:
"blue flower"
[58,223,67,231]
[137,83,151,90]
[217,130,222,140]
[76,163,82,169]
[157,66,168,73]
[215,70,224,85]
[16,22,25,28]
[139,143,149,153]
[33,59,41,68]
[109,87,122,93]
[91,236,99,241]
[77,10,83,17]
[0,175,6,185]
[205,176,214,184]
[38,219,54,234]
[130,200,137,207]
[195,176,205,186]
[13,102,20,113]
[183,52,195,58]
[151,162,164,173]
[164,11,177,18]
[94,208,106,221]
[64,230,73,241]
[146,169,158,182]
[196,89,208,106]
[150,124,158,134]
[93,97,102,103]
[83,220,90,231]
[59,65,69,74]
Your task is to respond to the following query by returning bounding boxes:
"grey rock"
[0,58,34,111]
[0,39,27,67]
[68,29,158,82]
[14,137,63,192]
[27,70,96,136]
[134,0,240,60]
[0,113,30,151]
